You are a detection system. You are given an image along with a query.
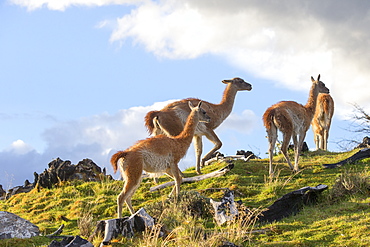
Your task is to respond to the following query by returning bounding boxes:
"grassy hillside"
[0,149,369,246]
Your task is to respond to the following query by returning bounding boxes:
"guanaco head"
[222,77,252,91]
[311,74,330,94]
[188,101,211,123]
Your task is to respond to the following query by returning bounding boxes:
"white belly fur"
[141,150,174,173]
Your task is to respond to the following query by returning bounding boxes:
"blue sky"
[1,0,369,188]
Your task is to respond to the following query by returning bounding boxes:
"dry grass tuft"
[77,209,95,238]
[328,168,370,203]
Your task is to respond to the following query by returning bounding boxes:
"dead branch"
[150,163,234,192]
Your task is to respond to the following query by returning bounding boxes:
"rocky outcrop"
[0,185,5,200]
[5,180,34,200]
[35,158,109,189]
[0,211,39,239]
[3,158,112,200]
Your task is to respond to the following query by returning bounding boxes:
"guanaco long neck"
[215,84,238,121]
[304,84,319,119]
[176,109,199,143]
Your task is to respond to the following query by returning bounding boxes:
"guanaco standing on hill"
[311,93,334,150]
[145,77,252,174]
[263,75,330,176]
[111,101,210,217]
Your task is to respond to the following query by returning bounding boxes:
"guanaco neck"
[304,84,319,119]
[215,84,238,120]
[176,110,199,143]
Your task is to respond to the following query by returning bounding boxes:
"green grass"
[0,149,369,246]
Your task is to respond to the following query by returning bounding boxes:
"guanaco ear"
[188,101,195,110]
[197,101,202,108]
[222,79,232,84]
[311,74,321,83]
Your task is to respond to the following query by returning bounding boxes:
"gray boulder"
[0,211,39,239]
[48,235,93,247]
[89,208,162,245]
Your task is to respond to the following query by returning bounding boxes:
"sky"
[1,0,370,188]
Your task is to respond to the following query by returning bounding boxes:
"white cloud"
[109,0,334,89]
[41,100,176,160]
[6,0,370,186]
[110,1,216,59]
[107,0,370,115]
[0,100,178,187]
[0,149,43,189]
[0,100,257,187]
[8,140,34,155]
[220,110,258,135]
[11,0,370,114]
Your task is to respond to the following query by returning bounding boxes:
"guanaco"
[111,101,210,217]
[263,75,329,175]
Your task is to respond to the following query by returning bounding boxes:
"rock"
[0,185,5,200]
[210,185,328,225]
[257,184,328,223]
[288,141,309,152]
[71,158,104,181]
[4,158,112,200]
[5,181,34,200]
[210,189,241,225]
[0,211,39,239]
[236,150,258,159]
[89,208,162,245]
[34,158,111,190]
[210,151,225,159]
[219,241,240,247]
[48,235,93,247]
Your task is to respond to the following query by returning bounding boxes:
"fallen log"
[45,224,65,238]
[323,148,370,168]
[223,154,254,162]
[48,235,93,247]
[257,184,328,223]
[210,185,328,225]
[150,163,234,192]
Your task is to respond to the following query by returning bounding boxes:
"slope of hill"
[0,150,369,246]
